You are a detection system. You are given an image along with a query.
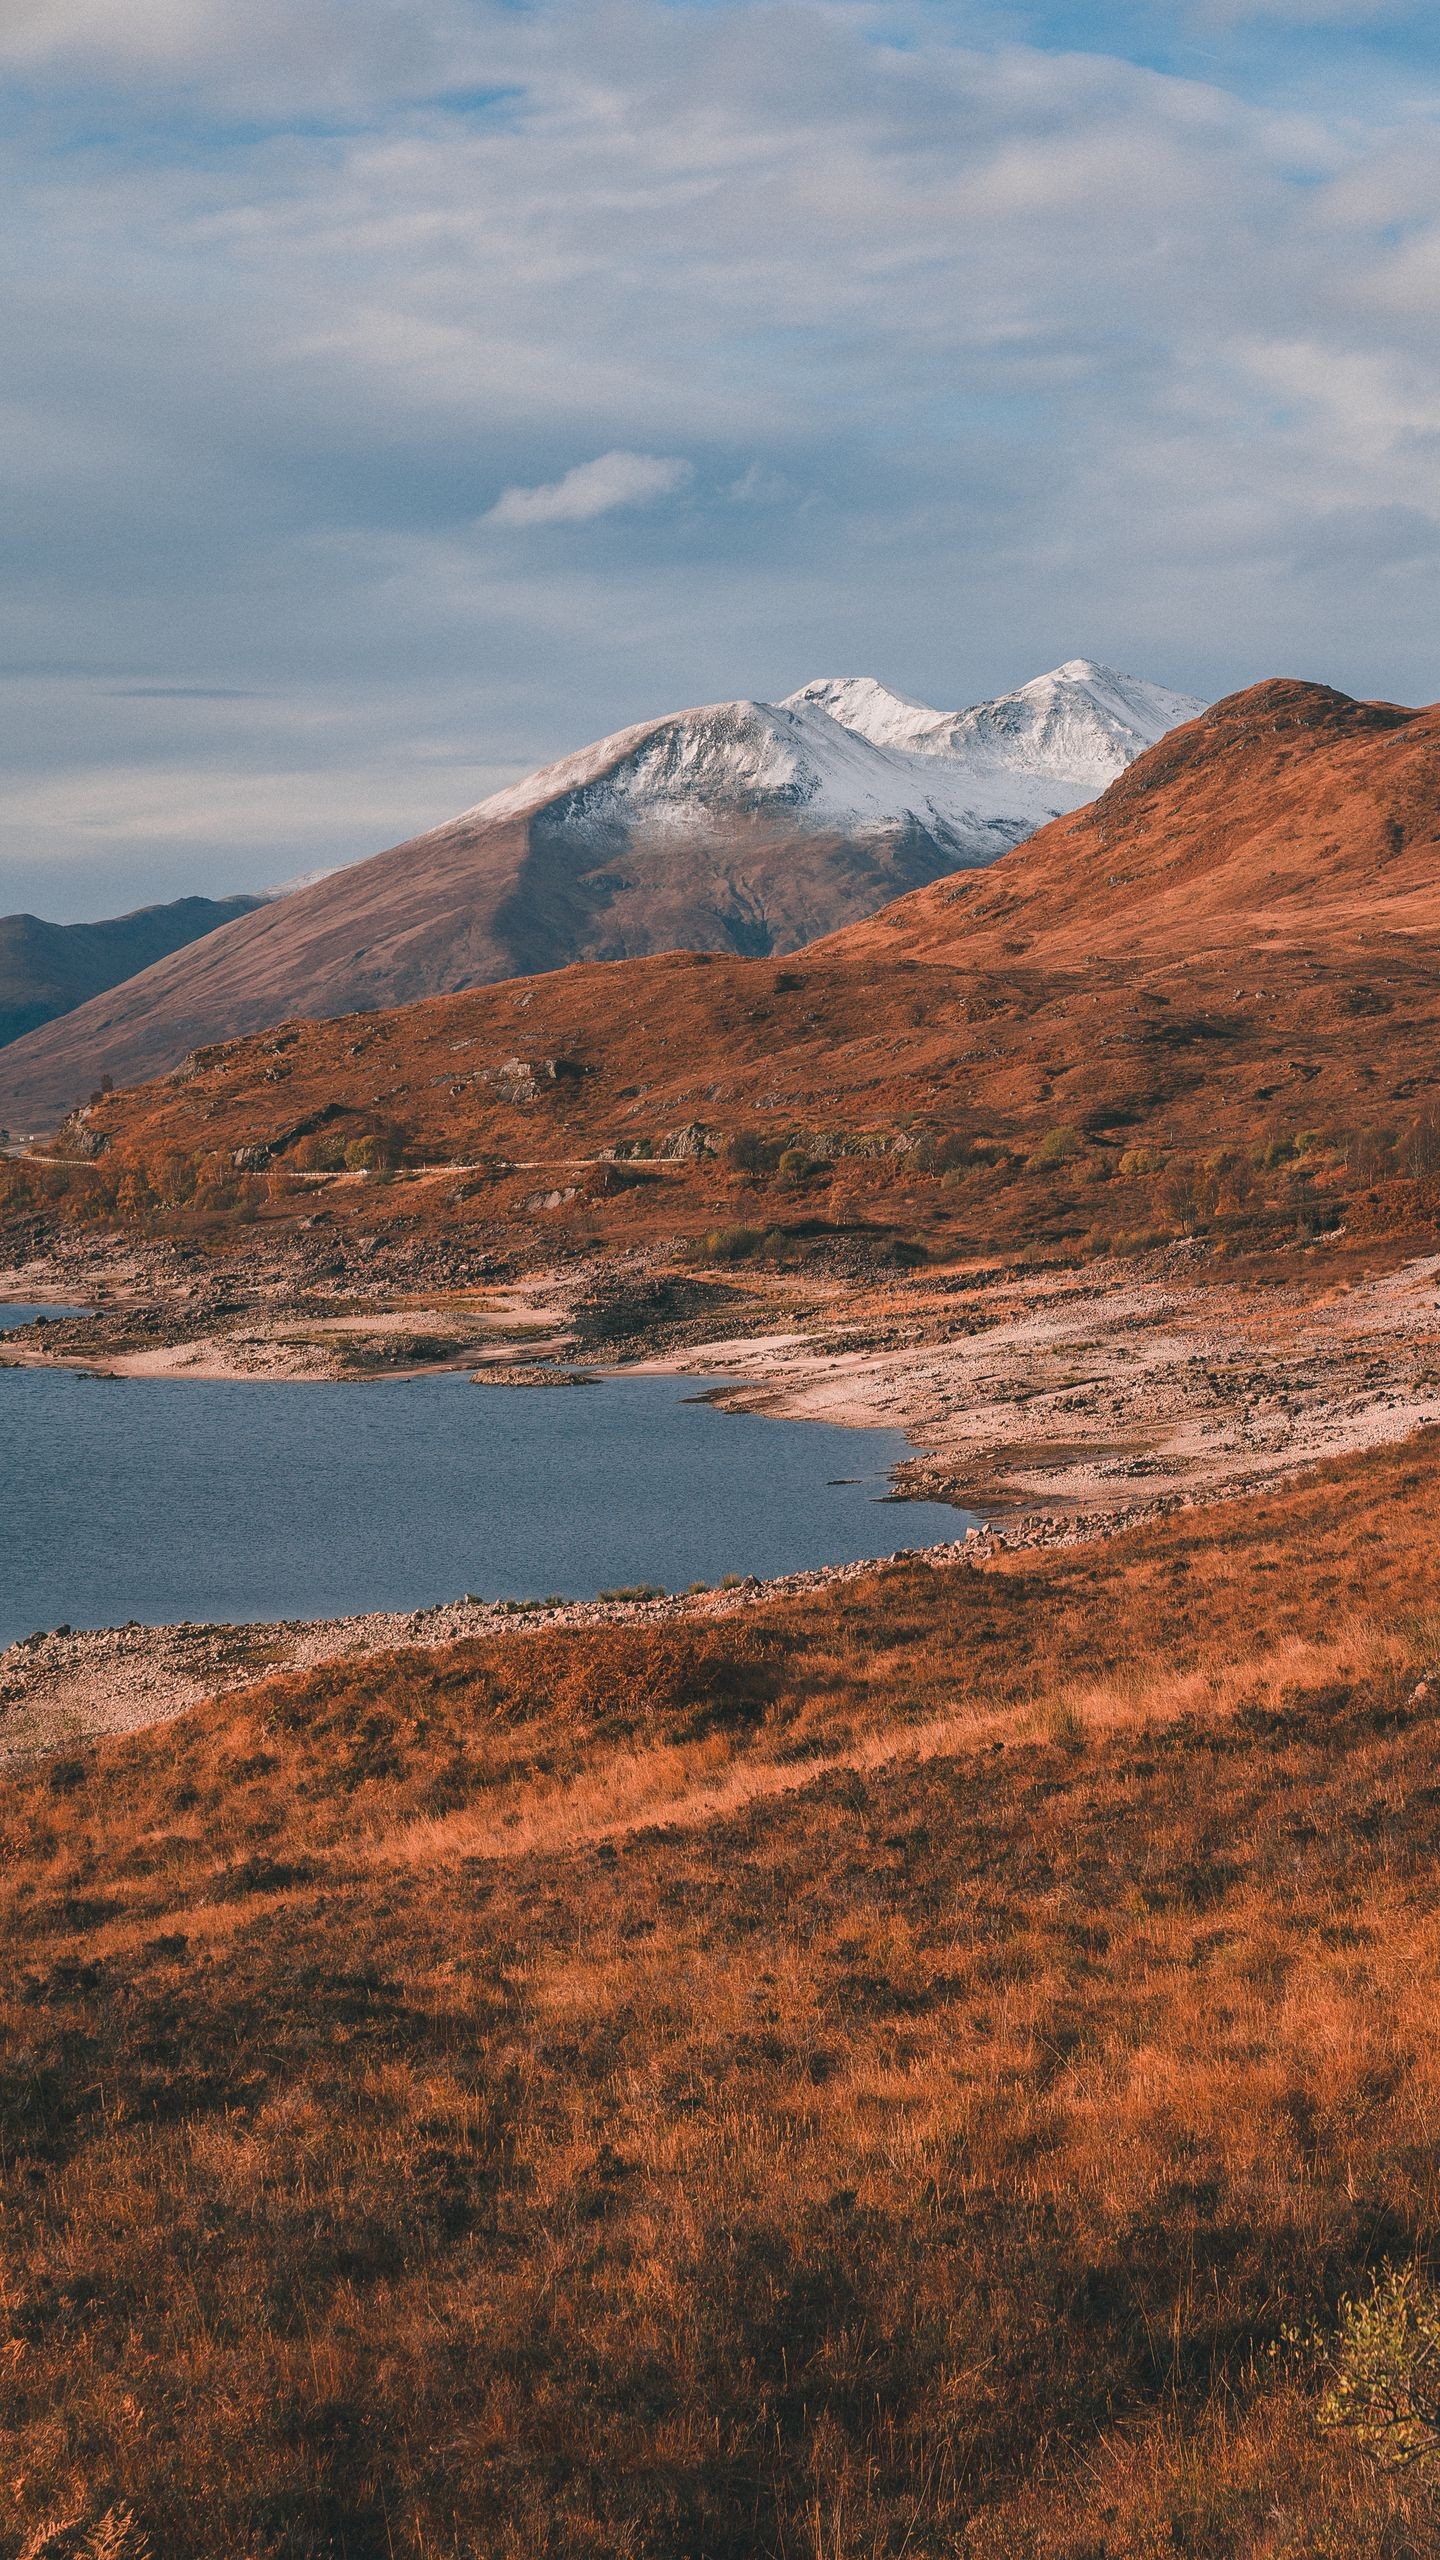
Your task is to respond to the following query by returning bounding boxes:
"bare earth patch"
[646,1242,1440,1517]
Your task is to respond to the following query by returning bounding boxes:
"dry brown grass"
[11,1439,1440,2552]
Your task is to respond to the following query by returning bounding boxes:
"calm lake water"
[0,1309,972,1643]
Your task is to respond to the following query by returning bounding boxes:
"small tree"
[292,1132,345,1172]
[344,1132,399,1174]
[1318,2265,1440,2471]
[724,1131,778,1177]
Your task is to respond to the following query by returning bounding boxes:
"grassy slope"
[9,1434,1440,2555]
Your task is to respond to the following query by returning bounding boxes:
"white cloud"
[483,450,694,529]
[0,0,496,114]
[0,0,219,65]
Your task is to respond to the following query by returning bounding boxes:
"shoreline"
[9,1232,1440,1519]
[0,1532,1017,1766]
[6,1229,1440,1761]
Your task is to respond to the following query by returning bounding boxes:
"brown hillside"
[9,1430,1440,2553]
[0,794,973,1139]
[24,678,1440,1272]
[843,677,1440,966]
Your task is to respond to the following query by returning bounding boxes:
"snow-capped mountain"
[470,659,1206,870]
[779,676,949,755]
[471,696,1029,867]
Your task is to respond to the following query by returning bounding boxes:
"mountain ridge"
[0,893,266,1061]
[783,659,1203,787]
[42,677,1440,1279]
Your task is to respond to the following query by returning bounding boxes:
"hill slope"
[0,892,264,1058]
[0,662,1197,1132]
[3,1437,1440,2553]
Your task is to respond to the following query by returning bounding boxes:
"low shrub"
[704,1225,765,1262]
[1317,2265,1440,2473]
[1027,1124,1084,1171]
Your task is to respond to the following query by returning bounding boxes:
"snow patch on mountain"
[782,676,948,754]
[264,863,339,899]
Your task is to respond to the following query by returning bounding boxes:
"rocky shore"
[0,1470,1272,1767]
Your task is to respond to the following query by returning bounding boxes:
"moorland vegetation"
[9,1439,1440,2554]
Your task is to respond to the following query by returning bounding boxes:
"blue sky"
[3,0,1439,915]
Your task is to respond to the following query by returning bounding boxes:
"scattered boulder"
[52,1107,109,1160]
[490,1056,586,1103]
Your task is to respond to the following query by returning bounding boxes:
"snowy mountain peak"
[788,659,1206,790]
[779,676,947,753]
[929,661,1206,788]
[462,659,1207,878]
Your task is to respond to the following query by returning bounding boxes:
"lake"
[0,1312,972,1643]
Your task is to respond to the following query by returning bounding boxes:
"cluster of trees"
[0,1150,272,1227]
[8,1099,1440,1262]
[0,1118,409,1234]
[694,1111,1431,1258]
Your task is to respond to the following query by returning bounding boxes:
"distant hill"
[0,661,1199,1131]
[0,894,265,1057]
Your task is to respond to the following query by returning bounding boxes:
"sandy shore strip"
[0,1271,574,1382]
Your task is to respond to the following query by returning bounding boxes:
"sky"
[3,0,1439,918]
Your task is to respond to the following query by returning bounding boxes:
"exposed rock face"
[51,1107,109,1160]
[659,1123,714,1159]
